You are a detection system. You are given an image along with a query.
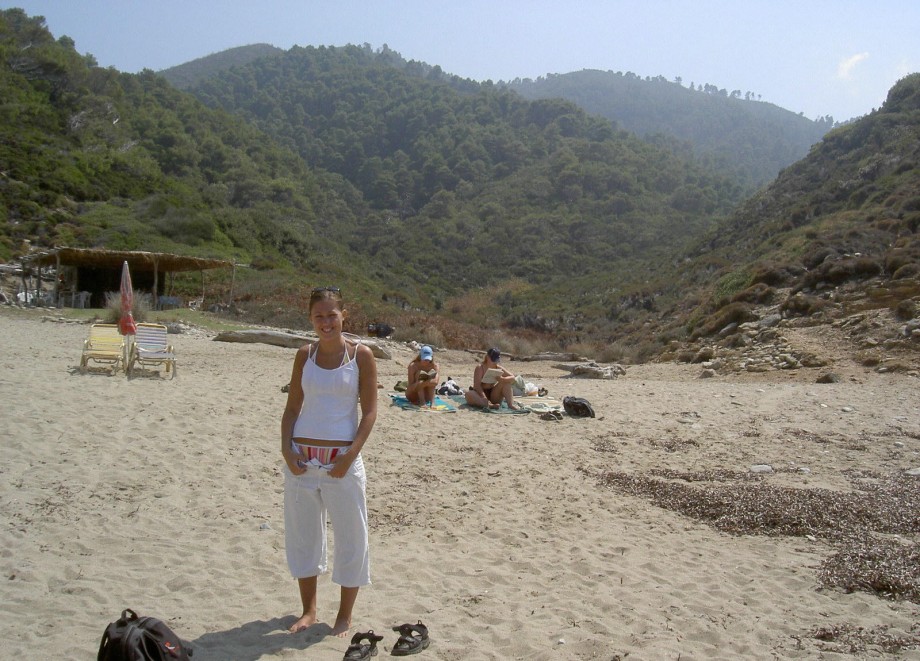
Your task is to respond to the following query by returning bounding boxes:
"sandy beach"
[1,308,918,660]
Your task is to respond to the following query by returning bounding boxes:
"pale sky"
[5,0,919,122]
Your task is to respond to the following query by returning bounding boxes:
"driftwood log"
[552,361,626,379]
[214,329,309,348]
[517,352,587,362]
[213,329,391,359]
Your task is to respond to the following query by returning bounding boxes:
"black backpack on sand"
[97,609,193,661]
[563,396,596,418]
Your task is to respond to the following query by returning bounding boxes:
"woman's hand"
[282,446,306,475]
[328,449,357,478]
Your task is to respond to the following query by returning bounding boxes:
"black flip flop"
[344,630,384,660]
[391,620,430,656]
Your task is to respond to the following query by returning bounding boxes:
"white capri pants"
[283,454,370,587]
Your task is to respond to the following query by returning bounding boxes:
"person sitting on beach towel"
[406,345,439,409]
[465,347,521,410]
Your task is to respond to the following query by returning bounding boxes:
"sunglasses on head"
[311,286,341,295]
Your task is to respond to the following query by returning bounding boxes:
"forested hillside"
[602,73,920,348]
[2,9,748,334]
[694,72,920,297]
[3,8,916,358]
[174,43,745,292]
[158,43,284,90]
[0,9,373,273]
[507,70,834,191]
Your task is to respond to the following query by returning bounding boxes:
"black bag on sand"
[563,396,595,418]
[98,609,193,661]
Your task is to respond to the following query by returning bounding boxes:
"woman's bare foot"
[331,615,351,638]
[288,612,317,633]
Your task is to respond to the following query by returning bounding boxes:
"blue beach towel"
[389,393,458,412]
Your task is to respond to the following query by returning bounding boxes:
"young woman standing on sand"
[280,287,378,637]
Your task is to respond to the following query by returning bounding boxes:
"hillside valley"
[506,69,834,190]
[0,8,918,372]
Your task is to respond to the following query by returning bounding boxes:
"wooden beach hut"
[20,248,234,310]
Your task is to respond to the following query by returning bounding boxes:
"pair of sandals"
[344,621,430,659]
[540,410,564,421]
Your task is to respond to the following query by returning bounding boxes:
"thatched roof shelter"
[19,248,235,309]
[22,247,231,272]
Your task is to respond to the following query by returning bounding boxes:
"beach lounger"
[127,323,176,379]
[80,323,125,374]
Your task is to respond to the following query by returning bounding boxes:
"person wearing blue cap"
[406,345,439,408]
[465,347,521,410]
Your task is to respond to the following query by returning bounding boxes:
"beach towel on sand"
[389,393,458,412]
[446,395,531,414]
[515,396,563,413]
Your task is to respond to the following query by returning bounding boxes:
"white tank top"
[291,343,360,441]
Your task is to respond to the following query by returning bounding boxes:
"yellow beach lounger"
[80,324,126,374]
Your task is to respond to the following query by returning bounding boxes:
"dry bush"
[691,346,715,363]
[854,257,884,277]
[857,281,920,310]
[690,302,756,339]
[485,332,554,359]
[749,261,803,287]
[391,324,446,349]
[676,349,697,363]
[885,247,920,275]
[893,263,920,280]
[731,282,776,304]
[894,298,918,321]
[781,293,827,317]
[597,340,646,364]
[561,340,597,360]
[904,212,920,233]
[802,245,840,269]
[802,257,883,289]
[103,290,151,324]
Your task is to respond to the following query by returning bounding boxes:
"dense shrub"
[802,257,883,289]
[781,293,827,317]
[885,247,920,275]
[690,302,756,339]
[802,246,839,270]
[749,261,802,287]
[894,299,917,321]
[712,269,751,306]
[732,282,776,304]
[892,264,920,280]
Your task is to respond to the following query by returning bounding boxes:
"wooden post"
[152,257,159,311]
[54,253,61,307]
[228,264,236,305]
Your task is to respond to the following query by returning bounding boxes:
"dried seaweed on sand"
[594,469,920,603]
